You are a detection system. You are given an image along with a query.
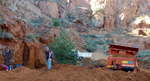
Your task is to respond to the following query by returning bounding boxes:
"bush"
[77,27,84,32]
[26,33,37,42]
[35,29,50,38]
[0,13,3,24]
[53,18,61,27]
[83,44,97,52]
[93,8,104,14]
[85,29,89,33]
[30,19,42,26]
[90,34,98,38]
[49,30,77,65]
[95,40,105,45]
[137,51,150,59]
[0,29,14,39]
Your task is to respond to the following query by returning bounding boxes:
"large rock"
[0,39,47,69]
[92,14,104,28]
[39,28,60,46]
[25,41,46,68]
[56,0,68,18]
[129,15,150,36]
[39,1,59,18]
[0,16,46,68]
[73,0,91,9]
[0,39,24,66]
[2,16,34,39]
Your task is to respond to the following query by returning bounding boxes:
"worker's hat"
[1,64,4,67]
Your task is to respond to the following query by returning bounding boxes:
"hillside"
[0,0,150,80]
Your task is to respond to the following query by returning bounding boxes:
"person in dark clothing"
[45,46,54,71]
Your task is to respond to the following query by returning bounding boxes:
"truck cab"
[106,43,139,72]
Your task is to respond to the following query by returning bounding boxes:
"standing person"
[1,64,9,71]
[45,46,54,71]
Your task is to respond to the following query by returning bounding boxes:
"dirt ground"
[0,64,150,81]
[91,48,108,60]
[111,54,135,58]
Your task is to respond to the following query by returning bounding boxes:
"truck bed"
[111,54,134,58]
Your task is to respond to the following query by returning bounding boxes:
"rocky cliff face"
[0,0,150,69]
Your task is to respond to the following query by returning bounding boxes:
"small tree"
[53,18,61,27]
[49,30,77,65]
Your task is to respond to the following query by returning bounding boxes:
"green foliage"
[26,33,37,42]
[90,34,98,38]
[0,13,3,24]
[60,18,73,27]
[95,40,105,45]
[49,30,77,65]
[93,8,104,14]
[137,51,150,59]
[0,29,14,39]
[35,29,50,37]
[21,14,25,19]
[83,44,97,52]
[82,34,98,38]
[67,14,73,19]
[53,18,61,27]
[30,19,42,26]
[100,45,109,53]
[1,0,11,6]
[85,29,89,33]
[105,33,111,38]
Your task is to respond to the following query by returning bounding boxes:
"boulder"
[25,41,46,68]
[73,0,91,9]
[2,16,34,39]
[39,1,59,18]
[92,14,104,28]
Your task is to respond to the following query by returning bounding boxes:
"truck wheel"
[109,69,113,71]
[79,57,83,60]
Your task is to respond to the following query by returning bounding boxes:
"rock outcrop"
[92,14,104,28]
[0,17,47,69]
[39,1,59,18]
[2,17,34,39]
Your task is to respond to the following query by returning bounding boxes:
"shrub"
[95,40,105,45]
[30,19,42,26]
[1,0,11,6]
[90,34,98,38]
[0,13,3,24]
[35,29,50,38]
[49,30,77,65]
[26,33,37,42]
[53,18,61,27]
[137,51,150,59]
[77,27,84,32]
[85,29,89,33]
[93,8,104,15]
[0,29,14,39]
[83,44,97,52]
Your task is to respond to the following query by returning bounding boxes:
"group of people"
[1,63,24,71]
[1,46,54,71]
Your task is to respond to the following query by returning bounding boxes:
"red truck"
[106,43,139,72]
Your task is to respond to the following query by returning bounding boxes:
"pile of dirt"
[0,64,150,81]
[81,59,107,69]
[98,59,107,67]
[111,54,135,58]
